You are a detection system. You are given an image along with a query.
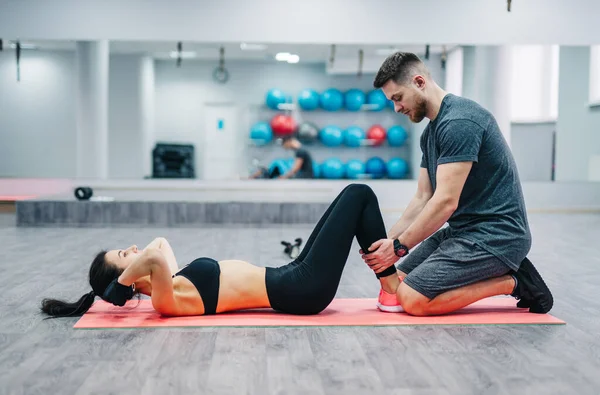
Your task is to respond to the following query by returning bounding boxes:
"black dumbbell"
[281,237,303,259]
[74,187,93,201]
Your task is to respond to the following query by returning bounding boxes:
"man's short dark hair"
[281,135,296,143]
[373,52,428,89]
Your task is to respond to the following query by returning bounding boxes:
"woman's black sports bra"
[173,257,220,315]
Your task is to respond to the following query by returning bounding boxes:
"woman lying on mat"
[41,184,402,318]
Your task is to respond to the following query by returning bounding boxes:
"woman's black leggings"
[265,183,397,315]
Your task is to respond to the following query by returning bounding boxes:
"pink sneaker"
[376,288,403,313]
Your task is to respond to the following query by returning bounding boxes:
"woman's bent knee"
[346,183,375,200]
[346,183,371,191]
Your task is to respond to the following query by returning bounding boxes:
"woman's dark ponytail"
[40,250,122,318]
[41,291,96,318]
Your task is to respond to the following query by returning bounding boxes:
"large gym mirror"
[1,41,599,186]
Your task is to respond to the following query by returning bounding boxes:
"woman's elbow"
[145,248,167,267]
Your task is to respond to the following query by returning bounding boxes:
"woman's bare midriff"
[171,259,271,315]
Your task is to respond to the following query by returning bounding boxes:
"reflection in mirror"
[0,41,599,185]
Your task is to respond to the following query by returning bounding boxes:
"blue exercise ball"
[344,89,366,111]
[269,158,292,176]
[319,125,344,147]
[249,122,273,146]
[298,89,320,111]
[321,158,345,179]
[320,88,344,111]
[388,99,395,110]
[365,157,387,179]
[343,126,366,147]
[313,162,321,179]
[367,89,388,111]
[387,125,408,147]
[387,158,409,179]
[345,159,366,179]
[266,89,288,110]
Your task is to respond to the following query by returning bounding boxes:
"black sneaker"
[516,299,530,308]
[511,257,553,314]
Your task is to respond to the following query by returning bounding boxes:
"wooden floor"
[1,212,600,394]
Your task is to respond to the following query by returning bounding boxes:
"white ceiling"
[5,40,453,63]
[1,1,594,46]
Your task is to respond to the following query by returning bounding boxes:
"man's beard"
[409,96,428,123]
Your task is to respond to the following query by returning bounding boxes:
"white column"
[445,46,464,96]
[462,45,512,146]
[555,46,595,182]
[139,56,155,178]
[76,40,109,179]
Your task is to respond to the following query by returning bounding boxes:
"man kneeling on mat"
[361,51,553,316]
[41,184,403,318]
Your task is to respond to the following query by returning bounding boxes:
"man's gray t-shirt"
[420,94,531,271]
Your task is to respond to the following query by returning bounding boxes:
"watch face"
[394,240,408,257]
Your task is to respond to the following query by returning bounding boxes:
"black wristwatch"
[393,239,410,257]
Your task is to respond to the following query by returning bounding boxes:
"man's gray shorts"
[397,227,512,299]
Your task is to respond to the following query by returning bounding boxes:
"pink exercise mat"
[73,297,565,328]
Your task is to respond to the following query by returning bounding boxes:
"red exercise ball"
[367,125,386,146]
[270,114,297,136]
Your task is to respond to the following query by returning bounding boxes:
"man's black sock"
[511,274,518,295]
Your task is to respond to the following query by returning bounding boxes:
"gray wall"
[555,46,600,182]
[0,50,77,177]
[511,122,555,181]
[0,51,155,179]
